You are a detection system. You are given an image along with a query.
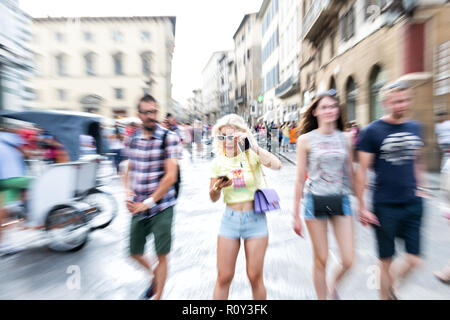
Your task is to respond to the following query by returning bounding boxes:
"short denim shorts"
[219,207,268,239]
[303,193,353,220]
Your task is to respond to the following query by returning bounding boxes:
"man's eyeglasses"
[217,135,235,141]
[138,109,158,116]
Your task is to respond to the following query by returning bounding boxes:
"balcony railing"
[302,0,340,42]
[275,74,300,98]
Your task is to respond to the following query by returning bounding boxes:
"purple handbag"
[244,151,281,214]
[254,188,281,214]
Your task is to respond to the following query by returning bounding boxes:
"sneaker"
[141,280,156,300]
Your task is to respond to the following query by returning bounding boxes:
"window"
[340,6,355,41]
[55,54,67,76]
[113,31,123,42]
[247,49,251,61]
[113,53,123,75]
[346,77,357,121]
[56,32,64,42]
[84,52,95,76]
[57,89,67,101]
[369,65,386,121]
[84,32,93,42]
[141,31,151,42]
[143,87,151,95]
[114,88,124,100]
[141,52,151,75]
[330,33,335,58]
[318,45,322,67]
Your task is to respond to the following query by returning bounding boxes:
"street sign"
[257,94,263,103]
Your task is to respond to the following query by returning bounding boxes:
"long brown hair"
[298,94,344,136]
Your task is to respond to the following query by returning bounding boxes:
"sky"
[20,0,263,105]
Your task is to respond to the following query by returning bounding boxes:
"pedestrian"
[434,110,450,179]
[433,110,450,284]
[355,81,426,300]
[209,114,282,300]
[123,94,183,300]
[281,123,290,153]
[433,155,450,284]
[293,89,355,300]
[107,125,125,174]
[265,122,272,152]
[289,122,297,152]
[0,124,32,256]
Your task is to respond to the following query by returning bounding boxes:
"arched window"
[84,52,95,76]
[346,77,357,122]
[80,94,103,113]
[113,52,123,75]
[141,52,152,76]
[329,76,336,90]
[369,65,386,121]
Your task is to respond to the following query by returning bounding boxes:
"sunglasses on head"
[316,89,338,98]
[386,81,411,90]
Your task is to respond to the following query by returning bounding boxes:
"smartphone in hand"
[238,138,250,153]
[218,175,230,183]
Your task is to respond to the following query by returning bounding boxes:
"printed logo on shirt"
[380,132,423,165]
[232,169,247,191]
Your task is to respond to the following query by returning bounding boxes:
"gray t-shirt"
[304,129,351,196]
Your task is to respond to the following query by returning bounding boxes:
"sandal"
[434,271,450,285]
[388,287,399,300]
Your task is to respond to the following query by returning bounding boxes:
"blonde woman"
[209,114,282,300]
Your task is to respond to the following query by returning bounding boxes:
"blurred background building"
[233,12,262,127]
[0,0,35,111]
[300,0,450,170]
[201,51,227,124]
[276,0,302,124]
[218,51,234,118]
[30,15,176,120]
[258,0,281,124]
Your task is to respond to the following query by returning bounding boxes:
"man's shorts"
[373,197,423,259]
[129,206,174,256]
[219,206,268,240]
[303,193,353,220]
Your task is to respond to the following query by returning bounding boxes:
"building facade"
[276,0,302,124]
[218,51,234,118]
[202,51,228,124]
[30,16,176,120]
[258,0,281,124]
[233,13,263,126]
[300,0,450,170]
[0,0,34,111]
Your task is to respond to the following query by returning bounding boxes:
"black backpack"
[161,129,181,199]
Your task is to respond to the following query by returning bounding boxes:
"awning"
[263,110,275,122]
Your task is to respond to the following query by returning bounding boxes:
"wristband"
[143,197,156,209]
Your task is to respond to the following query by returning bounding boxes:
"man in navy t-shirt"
[356,81,426,300]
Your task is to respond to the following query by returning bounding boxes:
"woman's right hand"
[215,178,233,190]
[293,212,304,238]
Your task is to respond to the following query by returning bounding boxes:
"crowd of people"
[1,84,449,300]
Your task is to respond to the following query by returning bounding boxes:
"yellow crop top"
[211,149,262,204]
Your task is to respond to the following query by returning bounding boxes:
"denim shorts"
[219,207,268,239]
[303,193,353,220]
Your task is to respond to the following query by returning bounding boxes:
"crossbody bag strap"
[243,150,268,188]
